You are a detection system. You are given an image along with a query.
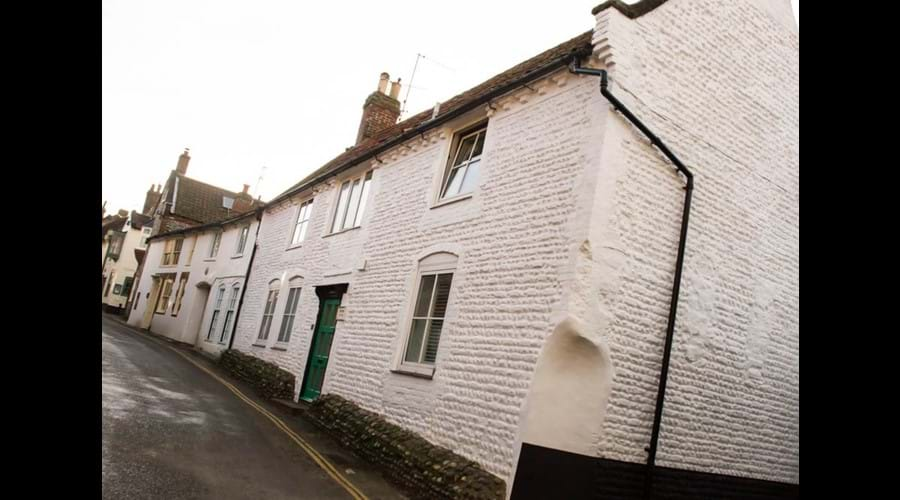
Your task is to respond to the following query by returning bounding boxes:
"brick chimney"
[175,148,191,175]
[142,183,162,215]
[233,183,255,212]
[355,73,401,145]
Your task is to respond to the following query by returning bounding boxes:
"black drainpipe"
[227,209,263,351]
[568,58,694,500]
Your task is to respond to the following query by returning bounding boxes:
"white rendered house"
[228,0,798,498]
[127,209,261,357]
[101,210,152,313]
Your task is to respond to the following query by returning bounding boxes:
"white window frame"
[437,123,487,203]
[206,286,226,341]
[155,274,176,314]
[289,199,314,247]
[171,272,190,316]
[185,236,197,266]
[276,286,302,343]
[234,225,250,256]
[257,282,281,343]
[329,170,373,234]
[208,232,222,259]
[161,238,184,266]
[398,252,458,375]
[218,284,241,344]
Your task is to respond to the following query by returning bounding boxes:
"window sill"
[431,193,473,209]
[323,226,361,239]
[285,243,303,252]
[251,342,267,348]
[270,343,288,351]
[203,258,217,263]
[390,369,434,380]
[231,254,244,259]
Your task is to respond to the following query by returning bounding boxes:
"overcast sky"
[102,0,798,215]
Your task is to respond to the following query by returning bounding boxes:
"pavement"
[101,314,407,500]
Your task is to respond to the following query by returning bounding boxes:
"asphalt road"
[101,316,354,499]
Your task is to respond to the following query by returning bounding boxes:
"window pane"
[472,131,486,158]
[353,173,372,227]
[423,319,444,363]
[414,275,436,317]
[208,311,220,340]
[459,159,480,195]
[453,135,477,167]
[431,273,453,318]
[443,165,466,198]
[220,311,234,343]
[405,319,427,362]
[331,181,351,233]
[343,178,363,230]
[279,315,295,342]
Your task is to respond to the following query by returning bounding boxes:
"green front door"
[299,298,341,402]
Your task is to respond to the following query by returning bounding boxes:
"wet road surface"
[101,316,353,499]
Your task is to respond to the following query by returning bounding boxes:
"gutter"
[568,59,694,500]
[227,209,263,350]
[268,41,594,207]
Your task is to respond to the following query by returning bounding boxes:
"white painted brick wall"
[231,74,599,483]
[230,0,798,489]
[588,0,799,484]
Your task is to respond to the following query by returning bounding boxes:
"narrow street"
[101,316,355,499]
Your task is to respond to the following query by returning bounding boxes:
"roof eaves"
[268,31,594,207]
[146,207,261,243]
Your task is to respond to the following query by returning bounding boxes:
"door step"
[272,398,311,416]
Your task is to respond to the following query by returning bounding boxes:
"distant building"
[125,148,264,318]
[126,208,261,359]
[101,210,152,314]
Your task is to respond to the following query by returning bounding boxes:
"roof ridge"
[175,172,263,202]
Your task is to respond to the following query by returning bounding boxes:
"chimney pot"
[378,73,390,94]
[389,78,402,99]
[242,184,250,194]
[117,209,129,218]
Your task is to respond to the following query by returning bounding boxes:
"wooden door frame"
[298,284,347,401]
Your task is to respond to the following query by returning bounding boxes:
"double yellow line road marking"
[133,329,368,500]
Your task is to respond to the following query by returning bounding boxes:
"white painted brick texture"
[590,0,799,484]
[231,75,599,481]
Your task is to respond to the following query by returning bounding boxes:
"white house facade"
[226,0,798,498]
[127,209,261,357]
[102,211,152,312]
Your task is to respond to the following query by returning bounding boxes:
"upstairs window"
[330,171,372,233]
[185,236,197,266]
[291,199,314,245]
[440,125,486,200]
[234,226,250,256]
[208,232,222,258]
[401,252,457,371]
[161,238,183,266]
